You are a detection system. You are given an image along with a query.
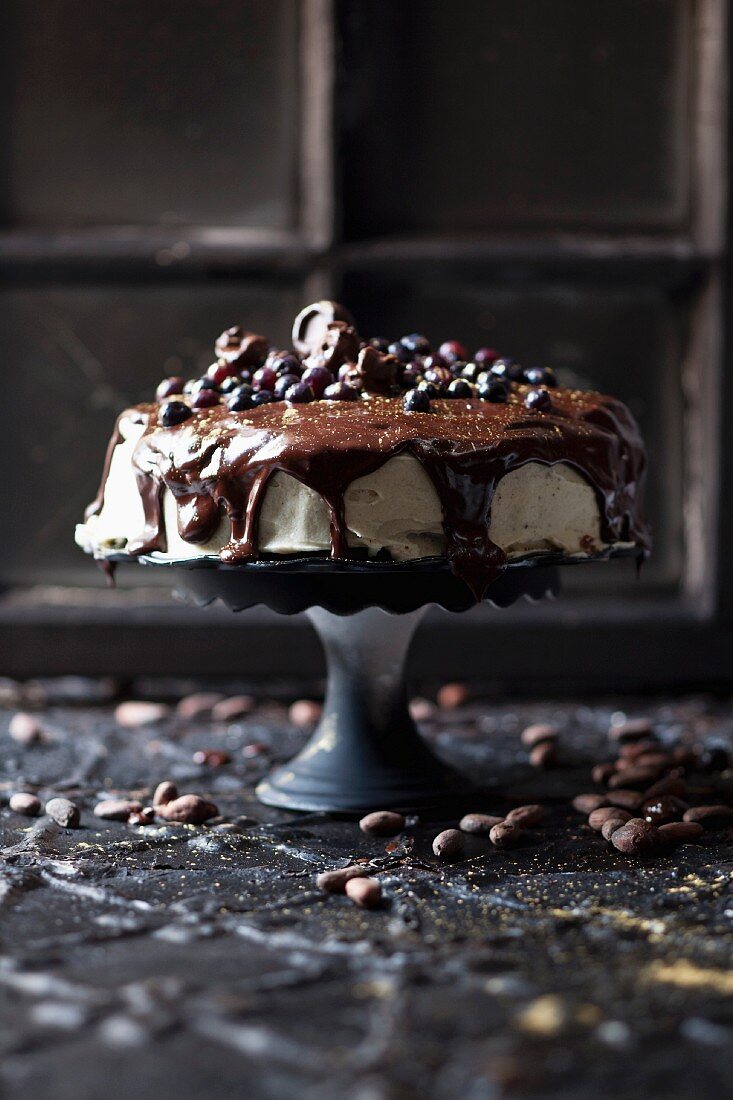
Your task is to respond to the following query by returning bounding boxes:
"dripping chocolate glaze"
[123,387,649,601]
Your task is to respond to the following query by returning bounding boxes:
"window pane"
[4,283,305,585]
[342,272,685,590]
[1,0,300,229]
[341,0,691,237]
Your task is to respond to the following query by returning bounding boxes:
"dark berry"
[460,362,482,382]
[192,376,220,392]
[206,361,237,386]
[369,338,390,353]
[274,373,302,399]
[219,376,242,395]
[253,366,277,392]
[525,388,553,412]
[323,381,359,401]
[422,354,447,371]
[251,390,274,406]
[439,340,468,363]
[478,380,508,403]
[403,389,432,412]
[524,366,558,388]
[155,376,185,401]
[227,385,254,411]
[400,333,431,355]
[417,381,440,399]
[491,358,524,382]
[192,388,220,409]
[423,366,452,389]
[285,382,315,404]
[474,347,499,366]
[387,342,413,364]
[158,401,192,427]
[446,379,473,399]
[301,365,334,398]
[269,353,301,376]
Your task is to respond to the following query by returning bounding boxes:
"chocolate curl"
[214,327,268,367]
[321,321,361,369]
[353,346,399,395]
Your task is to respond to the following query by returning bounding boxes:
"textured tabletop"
[1,684,732,1100]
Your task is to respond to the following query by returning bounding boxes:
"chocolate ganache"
[83,302,649,598]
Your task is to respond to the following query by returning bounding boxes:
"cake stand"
[117,548,634,814]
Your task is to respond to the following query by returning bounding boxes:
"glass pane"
[4,283,305,585]
[341,0,691,237]
[1,0,299,229]
[342,272,685,590]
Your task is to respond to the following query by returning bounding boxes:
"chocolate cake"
[76,301,650,597]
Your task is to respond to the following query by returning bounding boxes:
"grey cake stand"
[132,554,567,813]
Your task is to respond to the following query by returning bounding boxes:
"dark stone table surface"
[1,683,732,1100]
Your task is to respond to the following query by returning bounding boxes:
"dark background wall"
[2,0,731,690]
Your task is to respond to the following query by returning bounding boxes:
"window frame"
[2,0,731,689]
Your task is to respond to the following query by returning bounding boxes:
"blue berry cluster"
[154,327,558,427]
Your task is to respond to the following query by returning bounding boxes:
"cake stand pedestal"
[141,557,561,813]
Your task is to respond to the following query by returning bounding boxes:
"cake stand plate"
[107,548,636,814]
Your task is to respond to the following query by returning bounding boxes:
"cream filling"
[76,436,608,562]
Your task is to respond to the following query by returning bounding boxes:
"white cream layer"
[76,416,607,561]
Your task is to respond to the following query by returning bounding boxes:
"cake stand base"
[256,607,470,813]
[145,555,566,815]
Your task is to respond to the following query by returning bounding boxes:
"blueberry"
[400,333,431,355]
[491,358,524,382]
[274,372,302,399]
[269,353,301,376]
[193,376,220,392]
[227,385,255,411]
[219,375,242,395]
[446,379,474,398]
[158,400,192,427]
[422,353,447,371]
[478,380,508,403]
[460,362,481,383]
[369,338,390,353]
[417,380,440,399]
[285,382,315,404]
[448,360,467,376]
[525,388,553,412]
[301,365,334,398]
[524,366,558,387]
[323,381,359,401]
[423,366,452,389]
[387,342,413,364]
[403,388,432,412]
[252,390,275,406]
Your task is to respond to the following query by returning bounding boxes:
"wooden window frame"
[2,0,732,689]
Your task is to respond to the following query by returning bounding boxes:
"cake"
[76,301,650,597]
